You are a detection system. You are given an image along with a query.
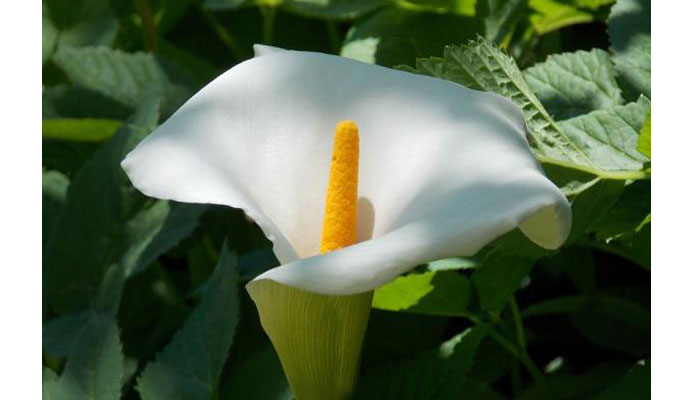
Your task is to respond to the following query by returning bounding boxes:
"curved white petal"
[122,47,571,294]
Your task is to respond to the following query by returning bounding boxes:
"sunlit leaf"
[42,118,122,142]
[524,49,623,119]
[373,271,472,317]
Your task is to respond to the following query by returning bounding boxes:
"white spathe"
[122,45,571,295]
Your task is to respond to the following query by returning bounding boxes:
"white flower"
[121,45,571,295]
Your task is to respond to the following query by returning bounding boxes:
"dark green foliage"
[42,1,650,398]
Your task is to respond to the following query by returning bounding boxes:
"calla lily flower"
[121,44,571,399]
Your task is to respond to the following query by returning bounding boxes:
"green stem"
[133,0,158,51]
[261,6,276,45]
[510,298,527,351]
[464,314,545,384]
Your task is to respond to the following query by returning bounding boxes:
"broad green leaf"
[472,253,533,312]
[476,0,528,44]
[529,0,595,34]
[592,180,650,241]
[373,270,472,317]
[407,37,594,167]
[591,360,650,399]
[221,345,293,400]
[599,219,650,269]
[137,244,240,400]
[608,0,650,100]
[42,0,118,62]
[341,8,479,67]
[239,247,280,280]
[43,311,90,358]
[558,97,650,171]
[397,0,477,15]
[566,177,625,241]
[356,326,487,399]
[572,0,615,8]
[53,46,190,115]
[43,85,132,120]
[42,118,122,142]
[524,49,623,119]
[45,97,205,313]
[43,314,124,400]
[43,367,59,399]
[637,112,650,158]
[122,202,208,276]
[44,123,149,313]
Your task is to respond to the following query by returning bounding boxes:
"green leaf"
[341,8,479,67]
[608,0,650,100]
[42,118,122,142]
[558,96,650,170]
[44,99,160,313]
[472,253,533,312]
[591,360,650,399]
[43,313,124,400]
[372,270,472,317]
[220,345,293,400]
[124,202,208,276]
[52,46,190,115]
[43,85,132,120]
[637,112,650,158]
[45,124,149,313]
[136,243,240,400]
[529,0,595,34]
[43,367,59,399]
[356,326,487,399]
[524,49,623,119]
[476,0,528,44]
[408,37,594,167]
[566,177,625,241]
[397,0,477,15]
[45,97,205,314]
[42,0,119,62]
[592,180,650,241]
[43,311,90,358]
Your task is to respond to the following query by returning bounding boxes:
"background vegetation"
[42,0,651,399]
